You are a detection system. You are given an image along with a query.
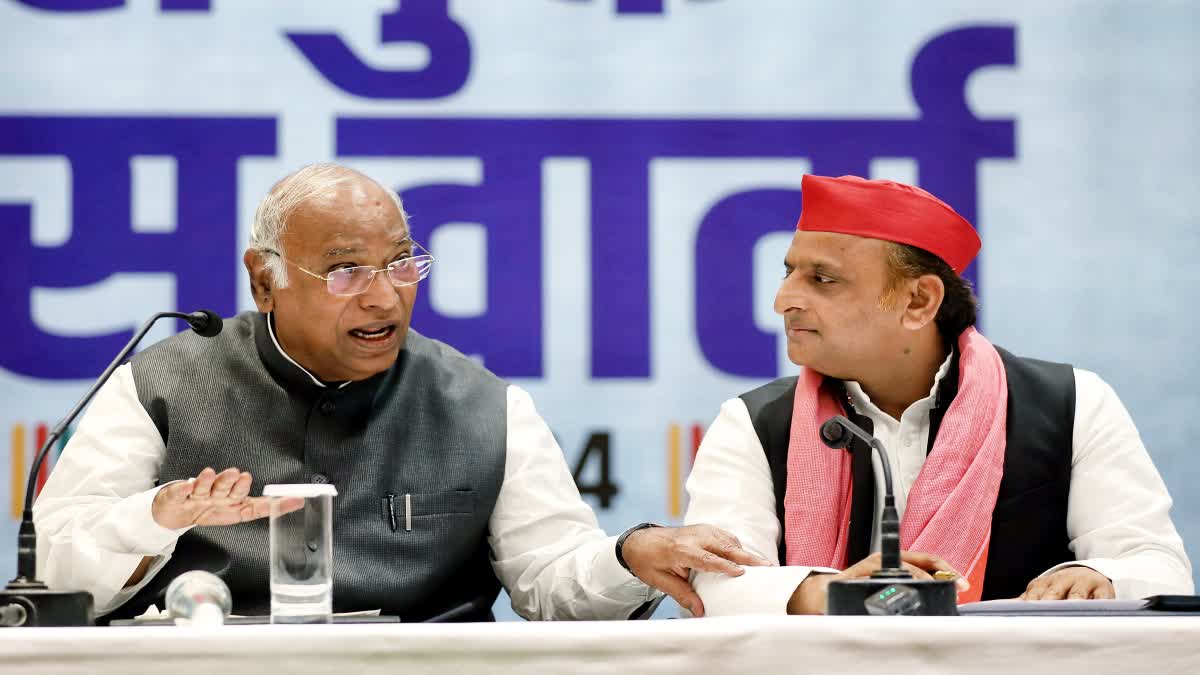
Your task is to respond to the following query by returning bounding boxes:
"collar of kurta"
[842,349,955,423]
[253,311,396,415]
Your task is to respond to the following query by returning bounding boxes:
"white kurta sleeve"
[33,364,190,615]
[1038,369,1194,598]
[488,385,658,620]
[684,398,831,615]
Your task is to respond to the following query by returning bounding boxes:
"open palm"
[152,467,298,529]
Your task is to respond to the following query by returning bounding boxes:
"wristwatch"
[615,522,661,572]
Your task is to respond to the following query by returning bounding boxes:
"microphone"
[820,415,903,574]
[166,571,231,627]
[818,414,957,616]
[819,418,853,449]
[0,309,224,627]
[185,309,223,338]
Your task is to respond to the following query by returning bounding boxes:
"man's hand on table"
[152,467,301,529]
[787,551,969,615]
[1019,566,1115,600]
[620,524,772,617]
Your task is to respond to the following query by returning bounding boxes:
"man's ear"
[243,249,275,313]
[900,274,944,331]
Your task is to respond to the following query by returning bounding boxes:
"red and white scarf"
[782,327,1007,602]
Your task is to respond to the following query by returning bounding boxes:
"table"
[1,616,1197,675]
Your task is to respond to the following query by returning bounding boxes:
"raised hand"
[151,467,298,529]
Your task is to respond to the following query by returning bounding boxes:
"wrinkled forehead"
[305,178,397,212]
[285,180,408,249]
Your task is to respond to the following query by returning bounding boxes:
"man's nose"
[774,277,806,316]
[358,270,399,310]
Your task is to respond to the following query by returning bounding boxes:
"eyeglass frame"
[260,239,435,297]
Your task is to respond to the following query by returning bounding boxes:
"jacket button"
[319,400,336,415]
[310,473,329,484]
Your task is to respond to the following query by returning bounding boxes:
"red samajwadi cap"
[796,174,981,273]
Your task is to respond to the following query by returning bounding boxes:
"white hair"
[248,163,409,287]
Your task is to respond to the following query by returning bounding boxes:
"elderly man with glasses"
[34,164,763,623]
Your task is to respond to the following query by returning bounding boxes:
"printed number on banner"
[571,432,620,509]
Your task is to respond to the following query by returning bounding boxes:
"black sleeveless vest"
[105,312,508,623]
[740,346,1076,600]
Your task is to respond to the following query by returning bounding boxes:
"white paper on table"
[958,598,1150,614]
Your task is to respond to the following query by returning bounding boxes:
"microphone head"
[187,310,223,338]
[165,570,232,624]
[820,417,852,449]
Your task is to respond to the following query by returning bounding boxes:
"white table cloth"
[1,616,1197,675]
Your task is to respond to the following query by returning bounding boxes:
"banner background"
[2,0,1196,619]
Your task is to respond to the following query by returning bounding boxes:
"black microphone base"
[827,577,958,616]
[0,580,94,627]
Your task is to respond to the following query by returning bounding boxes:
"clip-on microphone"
[819,415,958,616]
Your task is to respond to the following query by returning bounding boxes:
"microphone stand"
[0,311,220,626]
[819,415,958,616]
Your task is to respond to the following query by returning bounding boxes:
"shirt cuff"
[1040,559,1109,576]
[596,534,657,595]
[107,483,193,555]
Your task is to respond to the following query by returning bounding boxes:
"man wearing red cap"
[684,175,1192,614]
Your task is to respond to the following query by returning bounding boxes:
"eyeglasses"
[263,241,434,297]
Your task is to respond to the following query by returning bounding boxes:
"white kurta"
[34,326,658,620]
[685,361,1193,615]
